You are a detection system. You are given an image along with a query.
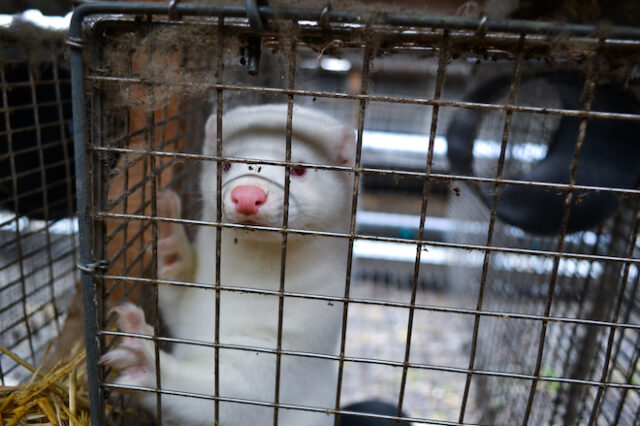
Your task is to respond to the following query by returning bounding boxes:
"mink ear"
[333,126,356,167]
[203,113,218,155]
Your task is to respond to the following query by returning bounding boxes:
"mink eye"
[290,166,307,177]
[222,161,231,173]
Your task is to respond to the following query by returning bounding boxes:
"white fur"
[103,105,355,425]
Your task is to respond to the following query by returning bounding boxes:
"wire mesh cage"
[444,73,640,424]
[61,2,640,425]
[0,18,78,386]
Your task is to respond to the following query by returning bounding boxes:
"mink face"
[201,144,348,234]
[200,104,355,239]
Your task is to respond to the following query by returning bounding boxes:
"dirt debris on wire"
[96,1,450,113]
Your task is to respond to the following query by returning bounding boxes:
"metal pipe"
[69,8,103,426]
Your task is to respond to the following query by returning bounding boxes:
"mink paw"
[100,303,156,388]
[156,190,195,281]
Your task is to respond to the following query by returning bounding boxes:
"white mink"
[101,104,356,425]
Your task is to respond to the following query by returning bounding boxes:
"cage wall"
[0,21,78,387]
[70,3,640,426]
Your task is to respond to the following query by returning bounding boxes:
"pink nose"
[231,185,267,216]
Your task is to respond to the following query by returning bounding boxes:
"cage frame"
[67,2,640,426]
